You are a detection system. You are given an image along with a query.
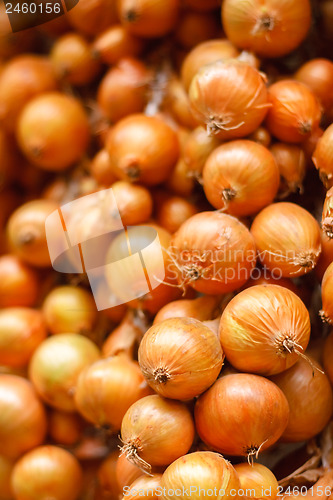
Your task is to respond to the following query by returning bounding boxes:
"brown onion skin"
[156,196,198,234]
[221,0,311,58]
[323,332,333,386]
[251,202,322,278]
[112,180,153,226]
[120,394,195,468]
[0,375,47,459]
[248,127,271,148]
[0,55,58,133]
[138,317,223,400]
[181,39,239,92]
[295,58,333,113]
[92,25,144,65]
[11,445,83,500]
[312,124,333,188]
[183,126,221,179]
[153,295,221,325]
[161,451,240,500]
[0,308,47,368]
[67,0,118,36]
[102,310,141,359]
[17,92,91,172]
[174,11,220,50]
[170,211,256,294]
[90,148,117,186]
[202,140,280,216]
[7,199,58,268]
[0,255,39,307]
[265,81,322,144]
[195,373,289,457]
[166,158,196,197]
[219,284,311,376]
[189,59,269,140]
[164,78,199,130]
[270,357,333,442]
[106,114,180,186]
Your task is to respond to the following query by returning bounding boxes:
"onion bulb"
[251,202,321,277]
[320,262,333,324]
[189,59,269,140]
[138,317,224,400]
[270,143,306,198]
[116,453,143,490]
[202,140,280,216]
[219,284,311,375]
[323,332,333,386]
[233,463,278,500]
[48,410,85,446]
[75,354,151,430]
[270,357,333,442]
[11,445,83,500]
[170,211,256,294]
[313,124,333,188]
[322,187,333,241]
[295,58,333,113]
[102,310,142,359]
[195,373,289,459]
[124,474,163,500]
[29,334,100,412]
[153,295,221,325]
[161,451,240,500]
[183,126,221,180]
[97,450,121,500]
[120,394,195,472]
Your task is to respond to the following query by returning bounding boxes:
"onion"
[17,92,91,172]
[161,451,240,500]
[183,126,221,180]
[189,59,269,139]
[270,143,306,198]
[248,127,271,147]
[29,334,100,412]
[124,474,163,500]
[221,0,311,58]
[251,202,322,277]
[67,0,118,36]
[322,187,333,240]
[7,199,58,267]
[170,211,256,294]
[75,354,152,430]
[90,148,117,186]
[202,140,280,216]
[153,295,221,325]
[302,127,324,167]
[166,158,196,197]
[175,12,220,50]
[233,463,278,500]
[106,114,180,186]
[219,284,311,375]
[0,255,39,308]
[313,124,333,188]
[181,39,239,92]
[138,317,223,400]
[93,25,145,65]
[98,450,121,500]
[116,453,143,490]
[11,445,83,500]
[270,357,333,442]
[0,308,47,368]
[295,58,333,113]
[102,310,142,358]
[164,77,199,130]
[112,180,153,226]
[117,0,180,38]
[323,332,333,386]
[0,375,47,458]
[266,80,322,143]
[195,373,289,459]
[0,454,14,500]
[157,195,198,234]
[316,232,333,281]
[42,285,97,336]
[48,410,85,446]
[320,262,333,324]
[120,394,195,472]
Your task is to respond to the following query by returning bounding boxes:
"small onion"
[265,80,322,143]
[270,357,333,442]
[0,375,47,459]
[202,140,280,216]
[120,394,195,472]
[302,127,324,167]
[322,187,333,240]
[98,450,121,500]
[323,332,333,386]
[248,127,271,148]
[11,445,83,500]
[270,143,306,198]
[48,410,85,446]
[0,454,14,500]
[102,310,142,359]
[156,195,198,234]
[313,124,333,188]
[233,463,278,500]
[175,11,220,50]
[316,232,333,281]
[221,0,311,58]
[75,354,152,430]
[112,180,153,226]
[295,58,333,113]
[161,451,240,500]
[0,308,47,368]
[0,254,39,307]
[153,295,221,325]
[164,77,199,130]
[92,25,145,65]
[320,262,333,324]
[195,373,289,458]
[183,125,221,179]
[251,202,322,277]
[138,317,223,400]
[170,211,256,294]
[189,59,269,140]
[219,284,311,375]
[29,334,100,412]
[124,474,163,500]
[90,148,116,186]
[116,453,143,490]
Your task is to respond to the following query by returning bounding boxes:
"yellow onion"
[29,334,100,412]
[183,126,221,180]
[195,374,289,459]
[251,202,321,277]
[312,123,333,188]
[11,445,83,500]
[233,463,278,500]
[161,451,240,500]
[270,143,306,198]
[270,357,333,442]
[116,453,144,490]
[322,187,333,240]
[124,474,163,500]
[219,284,310,375]
[97,450,121,500]
[0,454,14,499]
[120,394,195,472]
[102,310,143,359]
[153,295,221,325]
[48,410,85,446]
[138,317,224,400]
[320,261,333,324]
[75,354,152,430]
